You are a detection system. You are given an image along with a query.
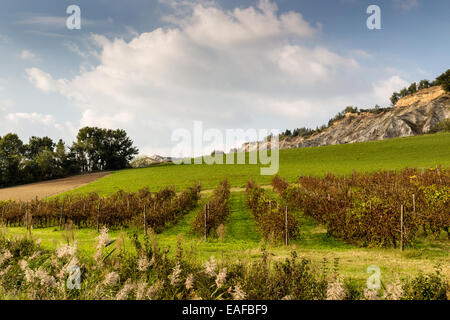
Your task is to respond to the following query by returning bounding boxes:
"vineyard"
[272,168,450,248]
[192,180,231,238]
[0,184,201,233]
[246,178,298,244]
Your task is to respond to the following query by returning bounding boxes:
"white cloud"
[0,111,77,143]
[25,0,406,155]
[17,15,95,29]
[393,0,419,11]
[21,50,39,62]
[0,86,14,112]
[26,68,60,92]
[372,76,409,103]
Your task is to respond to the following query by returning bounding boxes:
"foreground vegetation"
[5,192,449,285]
[0,227,448,300]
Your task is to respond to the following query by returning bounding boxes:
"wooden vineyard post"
[285,206,289,246]
[400,205,404,252]
[97,199,101,233]
[25,201,29,231]
[59,200,65,230]
[143,205,147,236]
[204,203,208,241]
[1,204,5,226]
[28,202,33,232]
[412,194,416,214]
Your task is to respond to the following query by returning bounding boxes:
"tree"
[0,134,25,186]
[26,136,55,158]
[399,88,408,97]
[435,69,450,92]
[407,82,418,95]
[418,80,431,90]
[73,127,138,171]
[390,92,400,106]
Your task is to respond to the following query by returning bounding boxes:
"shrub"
[430,119,450,133]
[402,269,449,300]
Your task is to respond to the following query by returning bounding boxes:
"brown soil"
[0,172,112,201]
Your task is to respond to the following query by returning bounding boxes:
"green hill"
[65,132,450,196]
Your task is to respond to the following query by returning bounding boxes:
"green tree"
[0,134,25,186]
[26,136,55,158]
[73,127,138,171]
[407,82,418,95]
[435,69,450,92]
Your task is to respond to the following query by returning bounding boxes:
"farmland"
[1,133,449,299]
[61,132,450,195]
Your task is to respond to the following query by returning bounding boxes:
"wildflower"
[56,243,77,259]
[215,268,227,288]
[18,259,28,271]
[0,250,12,265]
[96,226,111,249]
[0,265,12,277]
[231,283,246,300]
[185,274,194,290]
[169,263,182,286]
[326,277,346,300]
[364,288,379,300]
[190,292,202,300]
[137,256,149,272]
[35,268,56,288]
[104,271,120,287]
[383,280,403,300]
[147,280,164,300]
[94,227,111,266]
[203,256,217,277]
[136,281,147,300]
[116,280,134,300]
[29,251,41,260]
[24,268,35,283]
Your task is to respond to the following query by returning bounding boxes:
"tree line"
[0,127,138,188]
[390,69,450,106]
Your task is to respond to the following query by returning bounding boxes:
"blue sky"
[1,0,449,155]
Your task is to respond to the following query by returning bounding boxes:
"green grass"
[6,192,449,283]
[63,133,450,196]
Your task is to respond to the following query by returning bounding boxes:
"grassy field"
[7,192,449,284]
[63,132,450,195]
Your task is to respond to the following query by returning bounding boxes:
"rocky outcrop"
[241,87,450,151]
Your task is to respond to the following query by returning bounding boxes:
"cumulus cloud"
[0,111,77,143]
[372,76,409,103]
[25,0,407,155]
[26,68,59,92]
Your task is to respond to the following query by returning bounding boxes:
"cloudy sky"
[1,0,449,156]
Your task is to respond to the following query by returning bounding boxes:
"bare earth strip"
[0,172,112,201]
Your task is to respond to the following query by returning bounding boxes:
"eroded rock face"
[240,92,450,152]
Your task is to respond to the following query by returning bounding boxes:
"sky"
[0,0,449,156]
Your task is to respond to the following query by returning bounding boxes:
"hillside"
[63,132,450,195]
[243,86,450,151]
